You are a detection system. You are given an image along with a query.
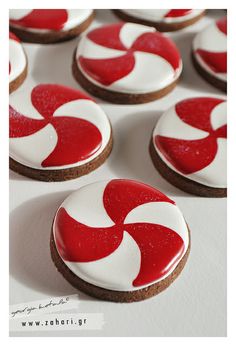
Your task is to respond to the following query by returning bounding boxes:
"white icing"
[9,84,111,170]
[119,23,155,49]
[120,9,204,23]
[153,105,209,140]
[153,99,227,188]
[193,19,227,82]
[9,9,93,33]
[10,124,57,167]
[9,36,27,84]
[53,180,189,291]
[66,232,141,291]
[77,22,182,94]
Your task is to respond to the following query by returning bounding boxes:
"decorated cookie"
[150,97,227,197]
[192,16,227,92]
[9,84,112,181]
[114,9,205,32]
[9,9,94,43]
[51,179,190,302]
[9,32,27,94]
[73,22,182,104]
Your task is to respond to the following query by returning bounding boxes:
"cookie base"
[10,134,113,182]
[150,140,227,198]
[72,53,180,104]
[9,61,27,94]
[9,12,94,44]
[192,51,227,92]
[50,227,190,303]
[113,10,205,32]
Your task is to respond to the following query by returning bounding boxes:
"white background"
[9,9,226,337]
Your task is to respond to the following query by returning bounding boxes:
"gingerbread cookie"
[51,179,190,302]
[192,16,227,92]
[114,9,205,32]
[9,32,27,94]
[150,97,227,197]
[9,9,94,44]
[9,84,112,181]
[73,22,182,104]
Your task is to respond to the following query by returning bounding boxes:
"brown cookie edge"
[192,51,227,92]
[9,11,95,44]
[149,138,227,198]
[50,224,191,303]
[72,51,180,104]
[10,133,113,182]
[113,10,206,32]
[9,57,28,94]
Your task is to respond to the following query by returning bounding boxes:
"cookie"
[9,84,112,181]
[9,32,27,94]
[150,97,227,197]
[192,16,227,92]
[73,22,182,104]
[113,9,205,32]
[9,9,94,44]
[51,179,190,302]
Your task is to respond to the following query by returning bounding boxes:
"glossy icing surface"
[9,84,111,170]
[76,23,182,94]
[53,179,189,291]
[9,9,93,32]
[193,17,227,82]
[120,9,204,23]
[9,32,27,83]
[153,97,227,188]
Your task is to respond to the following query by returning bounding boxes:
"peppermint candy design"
[9,9,93,32]
[76,23,182,94]
[9,84,111,169]
[193,17,227,82]
[53,180,189,291]
[9,32,26,84]
[120,9,204,23]
[153,97,227,188]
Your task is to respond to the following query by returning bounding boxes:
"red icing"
[54,179,185,287]
[9,84,102,167]
[155,98,226,174]
[196,17,227,74]
[79,23,181,86]
[9,32,20,42]
[165,9,192,18]
[10,9,68,31]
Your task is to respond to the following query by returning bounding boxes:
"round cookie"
[9,84,112,181]
[9,32,27,94]
[113,9,205,32]
[192,16,227,92]
[73,22,182,104]
[150,97,227,197]
[9,9,94,44]
[51,179,190,302]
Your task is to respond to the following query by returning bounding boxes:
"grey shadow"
[9,170,30,182]
[30,39,81,88]
[108,110,189,197]
[9,191,95,301]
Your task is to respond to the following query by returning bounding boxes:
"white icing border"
[53,180,189,291]
[9,35,27,83]
[152,99,227,188]
[76,23,182,94]
[9,84,111,170]
[9,9,93,33]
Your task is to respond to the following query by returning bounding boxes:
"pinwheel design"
[155,98,227,175]
[54,180,186,287]
[78,23,181,87]
[10,9,68,31]
[9,84,102,167]
[164,9,192,18]
[195,17,227,74]
[9,32,24,78]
